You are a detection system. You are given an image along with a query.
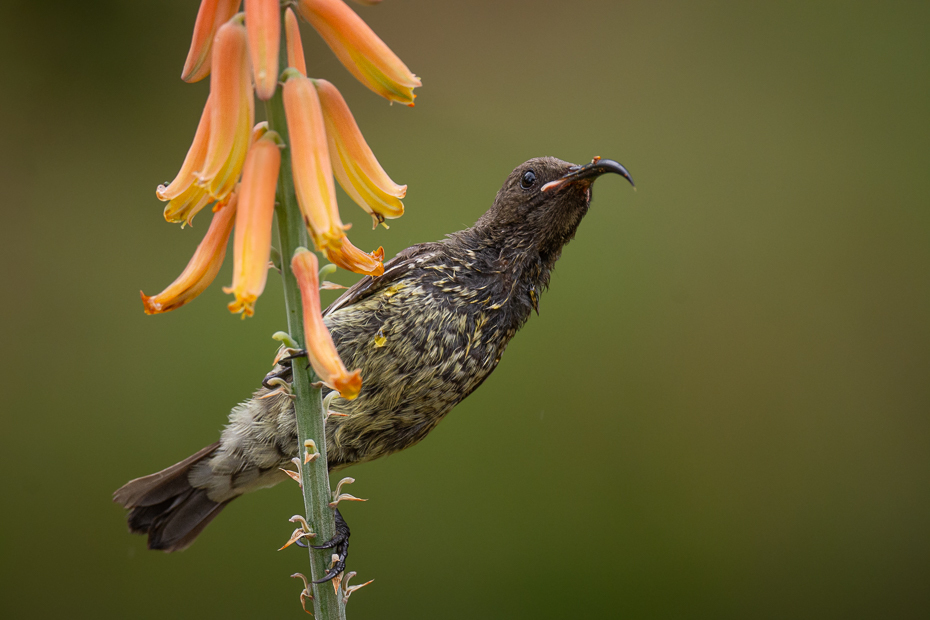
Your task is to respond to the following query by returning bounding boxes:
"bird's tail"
[113,442,230,552]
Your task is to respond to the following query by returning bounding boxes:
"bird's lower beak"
[541,157,635,192]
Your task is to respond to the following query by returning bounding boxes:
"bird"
[114,156,634,581]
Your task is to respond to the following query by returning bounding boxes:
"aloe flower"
[141,195,237,314]
[283,69,386,276]
[147,0,418,318]
[291,248,363,399]
[156,96,214,224]
[316,78,406,228]
[181,0,242,83]
[197,15,255,204]
[297,0,421,105]
[245,0,280,100]
[223,132,282,317]
[282,69,345,251]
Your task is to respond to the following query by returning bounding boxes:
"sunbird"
[115,156,634,582]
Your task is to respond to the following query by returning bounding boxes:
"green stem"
[265,15,346,619]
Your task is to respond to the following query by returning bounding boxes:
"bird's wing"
[322,244,439,317]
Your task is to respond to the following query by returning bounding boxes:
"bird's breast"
[322,273,519,467]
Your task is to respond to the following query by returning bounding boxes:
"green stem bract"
[265,11,346,618]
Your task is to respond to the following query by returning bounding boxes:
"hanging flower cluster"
[143,0,419,321]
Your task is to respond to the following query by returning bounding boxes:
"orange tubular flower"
[157,95,212,202]
[181,0,242,83]
[297,0,421,106]
[291,249,363,399]
[283,70,386,275]
[316,78,406,228]
[285,7,308,76]
[223,132,282,318]
[141,195,237,314]
[197,15,255,205]
[245,0,280,100]
[326,238,385,276]
[156,96,214,225]
[282,69,345,251]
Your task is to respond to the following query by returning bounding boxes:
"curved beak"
[542,157,635,192]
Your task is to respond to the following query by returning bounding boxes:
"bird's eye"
[520,170,537,189]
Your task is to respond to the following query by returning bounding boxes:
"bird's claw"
[278,348,316,373]
[261,349,309,390]
[277,349,309,365]
[311,508,350,584]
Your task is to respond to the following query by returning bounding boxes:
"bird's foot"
[277,349,308,365]
[310,508,351,584]
[261,349,308,390]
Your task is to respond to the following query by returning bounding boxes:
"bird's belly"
[324,289,511,468]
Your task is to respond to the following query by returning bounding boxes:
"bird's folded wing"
[323,244,439,317]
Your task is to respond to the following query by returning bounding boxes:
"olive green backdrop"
[1,1,928,618]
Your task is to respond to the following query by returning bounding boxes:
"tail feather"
[114,442,231,552]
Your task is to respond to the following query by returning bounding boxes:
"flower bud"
[245,0,280,100]
[285,7,308,76]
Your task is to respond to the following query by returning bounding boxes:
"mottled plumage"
[115,156,633,553]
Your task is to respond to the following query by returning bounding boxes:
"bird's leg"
[310,508,351,584]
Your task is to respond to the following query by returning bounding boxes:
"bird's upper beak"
[541,157,635,192]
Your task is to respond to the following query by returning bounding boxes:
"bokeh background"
[1,1,929,618]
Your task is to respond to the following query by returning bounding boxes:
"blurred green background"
[1,0,928,618]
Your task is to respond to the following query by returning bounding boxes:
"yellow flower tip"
[224,292,257,318]
[298,0,421,105]
[245,0,280,100]
[285,7,308,76]
[196,14,254,204]
[140,291,165,315]
[163,184,212,226]
[142,194,237,315]
[181,0,242,83]
[323,236,384,276]
[333,369,362,400]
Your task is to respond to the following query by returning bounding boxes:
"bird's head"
[476,156,634,263]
